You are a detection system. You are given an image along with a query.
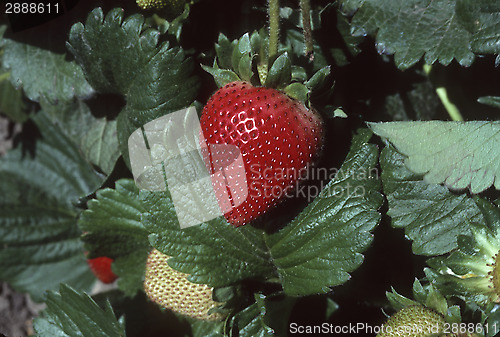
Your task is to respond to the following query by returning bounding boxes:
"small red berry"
[87,256,117,284]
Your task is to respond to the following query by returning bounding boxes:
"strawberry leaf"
[67,8,151,94]
[190,320,225,337]
[458,0,500,55]
[141,190,276,287]
[40,98,120,176]
[238,52,254,83]
[340,0,480,70]
[0,112,103,301]
[79,179,149,297]
[67,8,199,164]
[230,294,295,337]
[0,71,28,123]
[370,121,500,194]
[80,118,120,175]
[380,146,484,255]
[0,34,28,123]
[33,284,126,337]
[1,38,94,102]
[40,98,96,145]
[142,129,381,295]
[265,129,383,296]
[386,285,420,311]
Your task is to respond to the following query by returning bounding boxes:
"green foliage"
[33,284,126,337]
[371,121,500,194]
[142,129,381,296]
[0,68,28,122]
[79,179,149,297]
[340,0,500,70]
[80,119,120,175]
[1,39,93,102]
[385,280,463,324]
[426,200,500,306]
[67,8,198,165]
[141,191,276,287]
[229,294,296,337]
[0,0,499,335]
[380,146,484,255]
[0,78,27,122]
[266,129,382,295]
[478,96,500,109]
[39,98,120,175]
[0,112,103,301]
[265,52,292,89]
[190,320,225,337]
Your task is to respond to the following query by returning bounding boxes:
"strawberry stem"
[300,0,314,61]
[423,64,464,121]
[268,0,280,60]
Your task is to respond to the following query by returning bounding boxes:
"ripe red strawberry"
[87,256,117,284]
[200,81,324,226]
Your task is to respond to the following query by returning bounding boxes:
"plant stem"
[268,0,280,60]
[423,64,463,122]
[299,0,314,61]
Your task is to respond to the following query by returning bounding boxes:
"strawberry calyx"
[201,31,333,110]
[136,0,186,11]
[384,280,465,334]
[136,0,194,22]
[377,305,447,337]
[427,221,500,307]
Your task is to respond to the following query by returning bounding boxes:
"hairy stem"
[300,0,314,61]
[268,0,280,60]
[423,64,463,122]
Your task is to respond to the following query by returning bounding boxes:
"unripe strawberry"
[377,305,450,337]
[86,256,117,284]
[143,249,224,320]
[136,0,185,12]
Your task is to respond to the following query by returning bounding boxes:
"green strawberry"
[377,305,448,337]
[143,249,225,320]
